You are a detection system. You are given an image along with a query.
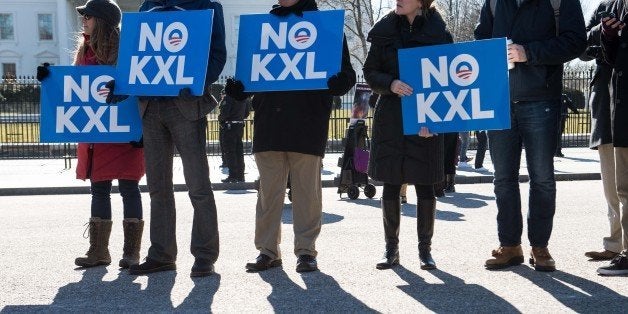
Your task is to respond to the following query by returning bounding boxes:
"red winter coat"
[75,37,145,182]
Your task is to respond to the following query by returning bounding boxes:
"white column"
[56,0,72,65]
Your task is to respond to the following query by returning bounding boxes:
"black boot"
[376,199,401,269]
[444,174,455,193]
[417,198,437,270]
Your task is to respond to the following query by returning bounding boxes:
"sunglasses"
[82,14,92,21]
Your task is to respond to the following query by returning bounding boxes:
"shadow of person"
[435,192,493,209]
[338,197,381,208]
[393,266,520,312]
[281,206,343,225]
[258,268,373,312]
[176,273,221,311]
[512,267,628,311]
[1,267,145,312]
[401,206,465,222]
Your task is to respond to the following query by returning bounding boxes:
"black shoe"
[554,152,564,157]
[245,254,282,272]
[419,249,436,270]
[190,259,214,277]
[221,177,234,183]
[597,251,628,276]
[296,255,318,273]
[376,250,400,270]
[129,258,176,275]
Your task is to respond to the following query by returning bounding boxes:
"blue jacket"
[139,0,226,86]
[474,0,586,102]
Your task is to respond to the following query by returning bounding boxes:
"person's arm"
[205,1,227,86]
[327,36,357,96]
[524,0,587,65]
[601,2,624,66]
[362,36,395,96]
[474,0,493,40]
[580,1,608,61]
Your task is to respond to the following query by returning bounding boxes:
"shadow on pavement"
[401,205,466,222]
[513,268,628,312]
[392,266,520,312]
[281,205,343,225]
[258,268,374,312]
[435,192,494,209]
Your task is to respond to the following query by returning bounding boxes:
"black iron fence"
[0,71,594,160]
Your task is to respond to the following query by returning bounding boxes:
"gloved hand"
[225,78,248,101]
[178,87,196,101]
[36,63,50,82]
[104,80,129,104]
[129,136,143,148]
[327,72,350,96]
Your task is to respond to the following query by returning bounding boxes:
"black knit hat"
[76,0,121,27]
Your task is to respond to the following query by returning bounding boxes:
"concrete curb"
[0,172,601,196]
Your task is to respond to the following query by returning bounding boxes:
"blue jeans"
[488,100,560,248]
[91,179,142,220]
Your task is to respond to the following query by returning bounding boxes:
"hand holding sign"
[225,78,248,101]
[390,79,413,97]
[507,43,528,63]
[36,63,51,82]
[104,80,129,104]
[327,72,351,96]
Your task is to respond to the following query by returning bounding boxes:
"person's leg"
[594,144,622,254]
[222,124,236,180]
[377,183,402,269]
[233,123,245,181]
[614,147,628,252]
[400,183,408,204]
[459,132,470,162]
[555,115,567,156]
[91,180,113,220]
[288,152,323,258]
[254,151,290,259]
[474,131,488,169]
[142,101,178,264]
[168,113,219,264]
[119,179,142,220]
[118,179,144,268]
[415,184,436,269]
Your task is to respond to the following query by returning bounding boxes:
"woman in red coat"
[38,0,145,269]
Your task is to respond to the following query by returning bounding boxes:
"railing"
[0,72,594,160]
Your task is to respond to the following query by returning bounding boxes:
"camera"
[598,11,616,20]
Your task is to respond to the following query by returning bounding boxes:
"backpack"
[490,0,561,36]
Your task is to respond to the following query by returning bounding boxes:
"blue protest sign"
[115,10,213,96]
[40,66,143,143]
[399,38,511,134]
[235,10,345,92]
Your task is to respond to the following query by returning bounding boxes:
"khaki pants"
[598,144,622,252]
[614,147,628,251]
[254,151,322,259]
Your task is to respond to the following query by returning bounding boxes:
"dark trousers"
[443,133,458,175]
[142,99,219,264]
[222,122,245,179]
[489,100,559,247]
[475,131,488,169]
[556,114,568,154]
[91,179,142,220]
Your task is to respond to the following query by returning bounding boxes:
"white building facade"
[0,0,276,79]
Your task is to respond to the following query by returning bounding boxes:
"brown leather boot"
[376,199,400,269]
[119,218,144,269]
[485,245,524,269]
[530,247,556,272]
[75,218,112,267]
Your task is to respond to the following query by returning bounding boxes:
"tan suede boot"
[485,245,524,269]
[119,218,144,269]
[75,218,112,267]
[530,247,556,272]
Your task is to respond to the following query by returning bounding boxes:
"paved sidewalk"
[0,147,601,196]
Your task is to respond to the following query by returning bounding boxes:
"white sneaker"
[475,167,489,172]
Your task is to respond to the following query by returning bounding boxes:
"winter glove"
[129,136,143,148]
[104,80,129,104]
[36,63,50,82]
[178,87,196,102]
[327,72,350,96]
[225,78,248,101]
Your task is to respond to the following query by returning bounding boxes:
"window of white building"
[2,63,16,79]
[0,13,15,40]
[38,13,54,41]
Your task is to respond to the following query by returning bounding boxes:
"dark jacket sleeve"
[363,34,396,96]
[601,1,622,65]
[205,1,227,86]
[332,37,357,96]
[580,1,609,61]
[474,0,493,40]
[524,0,587,65]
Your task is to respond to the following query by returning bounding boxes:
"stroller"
[334,119,376,200]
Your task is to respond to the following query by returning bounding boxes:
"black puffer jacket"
[363,9,451,185]
[249,0,355,157]
[580,0,614,149]
[474,0,586,102]
[601,0,628,147]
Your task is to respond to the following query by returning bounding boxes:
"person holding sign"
[125,0,226,278]
[362,0,453,270]
[597,0,628,276]
[475,0,586,272]
[37,0,146,269]
[226,0,356,273]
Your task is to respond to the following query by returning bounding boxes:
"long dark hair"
[73,17,119,65]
